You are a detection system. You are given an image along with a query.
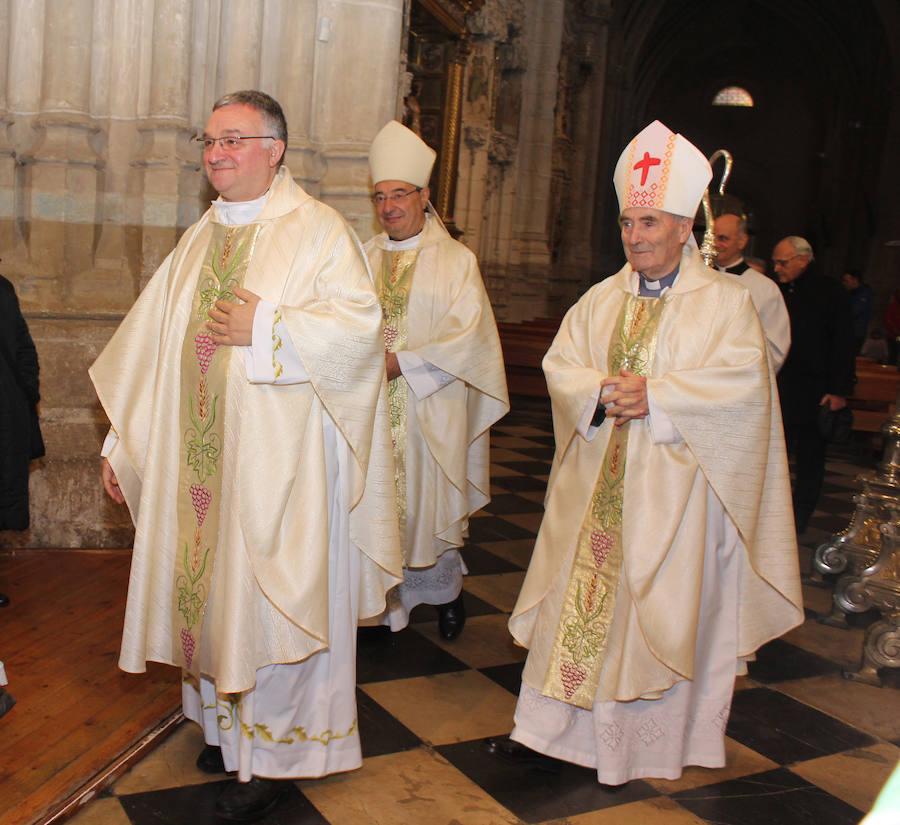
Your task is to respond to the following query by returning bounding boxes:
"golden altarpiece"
[404,0,484,236]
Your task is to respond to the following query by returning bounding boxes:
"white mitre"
[613,120,712,218]
[369,120,436,187]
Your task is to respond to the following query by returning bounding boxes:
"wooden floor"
[0,549,182,825]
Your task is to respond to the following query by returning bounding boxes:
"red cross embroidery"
[633,152,661,186]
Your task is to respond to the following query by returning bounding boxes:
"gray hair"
[784,235,814,262]
[212,90,287,165]
[719,212,748,236]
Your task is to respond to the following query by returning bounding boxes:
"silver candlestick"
[813,384,900,686]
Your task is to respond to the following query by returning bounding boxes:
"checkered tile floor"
[70,397,900,825]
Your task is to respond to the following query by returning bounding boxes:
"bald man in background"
[714,213,790,371]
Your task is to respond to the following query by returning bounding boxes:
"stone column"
[215,0,266,90]
[0,0,408,547]
[257,2,321,186]
[14,0,103,313]
[550,0,612,308]
[4,0,47,303]
[306,0,404,239]
[136,0,199,292]
[82,0,147,307]
[456,0,564,321]
[454,43,493,259]
[509,0,563,274]
[455,3,524,319]
[0,0,17,257]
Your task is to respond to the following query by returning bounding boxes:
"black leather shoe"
[0,688,15,719]
[482,736,561,772]
[215,777,289,821]
[437,593,466,640]
[196,744,228,774]
[0,593,9,608]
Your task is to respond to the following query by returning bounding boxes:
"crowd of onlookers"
[841,268,900,366]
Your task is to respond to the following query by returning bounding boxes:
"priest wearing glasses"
[91,90,401,821]
[362,121,509,641]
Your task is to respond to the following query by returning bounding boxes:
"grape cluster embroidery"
[180,627,196,669]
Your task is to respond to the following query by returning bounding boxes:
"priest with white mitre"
[362,121,509,640]
[486,120,803,784]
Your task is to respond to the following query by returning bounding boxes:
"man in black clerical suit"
[772,235,855,533]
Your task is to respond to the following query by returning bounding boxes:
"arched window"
[712,86,754,107]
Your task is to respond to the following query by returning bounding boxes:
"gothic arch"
[590,0,896,286]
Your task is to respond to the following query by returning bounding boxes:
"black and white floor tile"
[69,397,900,825]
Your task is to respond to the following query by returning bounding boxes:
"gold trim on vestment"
[173,223,261,672]
[377,249,419,564]
[213,693,358,747]
[542,294,667,708]
[272,308,284,379]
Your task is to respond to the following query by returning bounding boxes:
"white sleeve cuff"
[245,300,276,382]
[244,301,309,384]
[397,351,455,399]
[101,428,119,458]
[576,385,605,440]
[647,384,683,444]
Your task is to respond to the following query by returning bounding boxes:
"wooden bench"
[498,329,900,430]
[849,358,900,432]
[497,319,560,396]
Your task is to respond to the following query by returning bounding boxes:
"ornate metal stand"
[813,387,900,686]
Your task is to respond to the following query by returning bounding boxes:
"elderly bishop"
[489,121,803,784]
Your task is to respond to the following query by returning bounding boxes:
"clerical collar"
[213,191,269,225]
[384,217,427,251]
[638,266,679,297]
[717,257,745,274]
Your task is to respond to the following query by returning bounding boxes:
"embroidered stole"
[173,223,261,672]
[542,293,667,708]
[376,249,419,565]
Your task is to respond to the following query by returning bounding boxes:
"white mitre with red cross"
[613,120,712,219]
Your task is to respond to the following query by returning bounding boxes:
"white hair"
[784,235,814,262]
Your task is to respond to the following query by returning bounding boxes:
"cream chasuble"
[510,244,803,706]
[90,168,401,695]
[543,295,666,708]
[363,214,509,573]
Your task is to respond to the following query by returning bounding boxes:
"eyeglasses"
[772,254,799,268]
[194,135,276,151]
[371,187,422,206]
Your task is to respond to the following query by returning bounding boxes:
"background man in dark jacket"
[0,272,44,604]
[773,237,855,533]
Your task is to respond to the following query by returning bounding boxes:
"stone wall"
[0,0,588,547]
[0,0,404,547]
[10,0,895,549]
[453,0,565,322]
[450,0,614,321]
